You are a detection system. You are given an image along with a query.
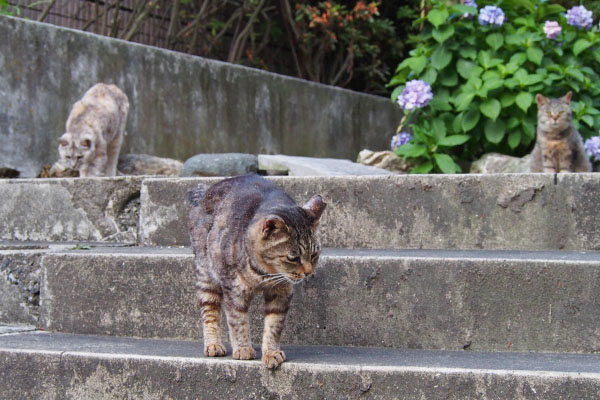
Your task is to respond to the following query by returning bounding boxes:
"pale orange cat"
[50,83,129,177]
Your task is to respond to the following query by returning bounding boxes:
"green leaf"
[395,144,427,158]
[501,92,516,107]
[408,56,427,75]
[515,92,534,112]
[390,85,404,102]
[462,109,481,132]
[456,59,475,79]
[480,99,501,120]
[429,98,453,111]
[567,69,585,83]
[484,119,506,144]
[438,135,470,147]
[433,25,455,43]
[573,39,592,56]
[483,78,504,91]
[433,153,461,174]
[421,67,438,85]
[432,118,447,142]
[486,33,504,51]
[509,52,527,66]
[524,74,544,85]
[459,46,477,60]
[508,131,521,149]
[507,117,520,129]
[439,68,458,86]
[427,9,449,28]
[581,115,595,128]
[453,113,464,133]
[522,120,535,139]
[450,4,477,15]
[454,92,476,111]
[431,46,453,71]
[410,161,434,174]
[526,47,543,66]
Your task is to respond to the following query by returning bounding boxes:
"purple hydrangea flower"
[397,80,433,110]
[478,5,505,26]
[391,132,412,150]
[543,21,562,40]
[463,0,477,18]
[566,5,593,29]
[584,136,600,160]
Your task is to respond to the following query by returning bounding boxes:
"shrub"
[388,0,600,173]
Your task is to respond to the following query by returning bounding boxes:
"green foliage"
[394,120,469,173]
[388,0,600,173]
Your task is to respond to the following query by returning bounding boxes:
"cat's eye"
[286,255,300,263]
[65,156,72,159]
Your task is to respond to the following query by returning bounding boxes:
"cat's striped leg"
[223,287,256,360]
[196,266,226,357]
[261,285,293,369]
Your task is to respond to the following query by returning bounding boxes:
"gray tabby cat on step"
[530,92,591,173]
[50,83,129,177]
[187,174,326,369]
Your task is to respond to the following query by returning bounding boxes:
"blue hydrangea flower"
[391,132,412,150]
[478,5,505,26]
[397,80,433,110]
[584,136,600,161]
[463,0,477,18]
[566,5,593,29]
[543,21,562,40]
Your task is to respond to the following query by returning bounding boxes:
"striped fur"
[530,92,591,173]
[187,174,326,369]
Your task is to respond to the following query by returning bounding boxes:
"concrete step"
[1,329,599,399]
[36,246,600,353]
[140,174,600,251]
[2,174,599,251]
[0,177,143,243]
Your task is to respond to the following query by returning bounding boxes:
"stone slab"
[0,177,143,243]
[1,331,600,399]
[0,15,398,178]
[139,174,600,251]
[39,247,600,353]
[258,154,394,176]
[0,251,42,326]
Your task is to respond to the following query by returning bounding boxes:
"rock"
[357,149,413,174]
[180,153,258,177]
[258,154,394,176]
[470,153,531,174]
[118,154,182,176]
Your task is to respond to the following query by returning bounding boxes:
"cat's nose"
[302,263,313,276]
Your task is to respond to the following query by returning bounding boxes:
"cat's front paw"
[262,350,286,369]
[204,344,227,357]
[233,346,256,360]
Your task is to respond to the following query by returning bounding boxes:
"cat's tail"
[187,183,210,256]
[187,183,208,210]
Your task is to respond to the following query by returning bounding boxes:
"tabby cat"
[187,174,326,369]
[49,83,129,177]
[530,92,591,173]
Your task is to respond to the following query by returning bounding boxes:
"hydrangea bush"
[389,0,600,173]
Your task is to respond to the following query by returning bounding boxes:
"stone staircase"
[1,174,600,399]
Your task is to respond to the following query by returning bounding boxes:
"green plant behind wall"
[388,0,600,173]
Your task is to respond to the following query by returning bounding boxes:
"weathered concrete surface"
[0,251,42,325]
[0,177,142,243]
[257,154,394,176]
[0,15,398,178]
[2,331,600,400]
[39,248,600,353]
[139,174,600,250]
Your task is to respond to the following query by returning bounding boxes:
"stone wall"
[0,15,399,177]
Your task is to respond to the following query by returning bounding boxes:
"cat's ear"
[303,195,327,227]
[561,91,573,104]
[262,215,288,238]
[536,94,548,107]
